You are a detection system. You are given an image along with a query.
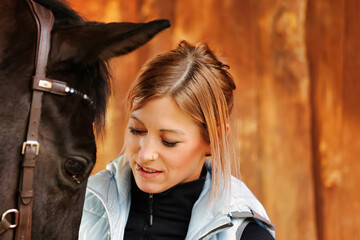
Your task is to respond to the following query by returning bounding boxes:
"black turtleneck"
[124,166,274,240]
[124,166,207,240]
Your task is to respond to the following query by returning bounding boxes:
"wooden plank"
[305,0,360,239]
[342,0,360,237]
[256,0,318,239]
[308,0,360,239]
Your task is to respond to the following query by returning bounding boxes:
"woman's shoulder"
[85,156,132,210]
[87,156,128,195]
[226,177,275,239]
[228,176,263,209]
[87,168,114,196]
[80,186,111,240]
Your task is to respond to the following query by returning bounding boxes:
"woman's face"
[125,96,210,193]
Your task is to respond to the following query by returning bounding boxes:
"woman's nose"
[138,135,158,162]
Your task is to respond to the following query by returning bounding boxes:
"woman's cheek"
[125,133,141,154]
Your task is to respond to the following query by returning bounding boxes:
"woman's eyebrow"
[131,114,185,134]
[130,115,144,125]
[160,129,185,135]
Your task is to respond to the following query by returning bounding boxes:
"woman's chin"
[134,178,168,194]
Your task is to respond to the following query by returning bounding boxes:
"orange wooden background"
[67,0,360,239]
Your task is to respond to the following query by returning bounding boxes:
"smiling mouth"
[136,163,161,173]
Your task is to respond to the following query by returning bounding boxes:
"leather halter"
[0,0,93,238]
[15,1,55,239]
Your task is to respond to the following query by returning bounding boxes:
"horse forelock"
[75,60,111,135]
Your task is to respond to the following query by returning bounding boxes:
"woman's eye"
[162,139,178,148]
[129,127,146,135]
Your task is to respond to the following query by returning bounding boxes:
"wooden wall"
[67,0,360,239]
[307,0,360,239]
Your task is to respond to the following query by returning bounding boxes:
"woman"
[79,41,275,240]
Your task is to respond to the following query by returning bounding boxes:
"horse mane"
[34,0,111,134]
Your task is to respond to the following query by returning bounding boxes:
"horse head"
[0,0,169,239]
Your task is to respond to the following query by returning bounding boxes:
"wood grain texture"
[255,1,317,239]
[307,0,360,239]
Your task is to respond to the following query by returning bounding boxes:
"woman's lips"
[136,163,162,178]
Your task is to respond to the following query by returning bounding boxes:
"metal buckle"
[1,209,19,229]
[38,79,53,89]
[22,141,40,155]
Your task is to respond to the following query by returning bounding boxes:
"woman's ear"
[226,123,230,136]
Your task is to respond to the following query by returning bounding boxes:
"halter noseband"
[0,0,93,238]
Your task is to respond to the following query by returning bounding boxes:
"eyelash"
[129,127,146,135]
[162,140,178,148]
[128,127,179,148]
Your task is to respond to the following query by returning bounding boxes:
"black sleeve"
[240,222,274,240]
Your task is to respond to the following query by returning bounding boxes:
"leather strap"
[0,219,11,235]
[15,1,54,240]
[0,209,19,235]
[33,76,70,96]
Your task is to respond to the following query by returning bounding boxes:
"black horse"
[0,0,169,239]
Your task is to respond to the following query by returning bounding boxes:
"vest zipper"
[140,193,154,239]
[149,193,153,226]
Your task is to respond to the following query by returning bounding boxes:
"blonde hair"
[127,41,236,201]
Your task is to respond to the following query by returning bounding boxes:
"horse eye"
[64,159,85,177]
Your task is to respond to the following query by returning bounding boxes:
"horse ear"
[50,19,170,63]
